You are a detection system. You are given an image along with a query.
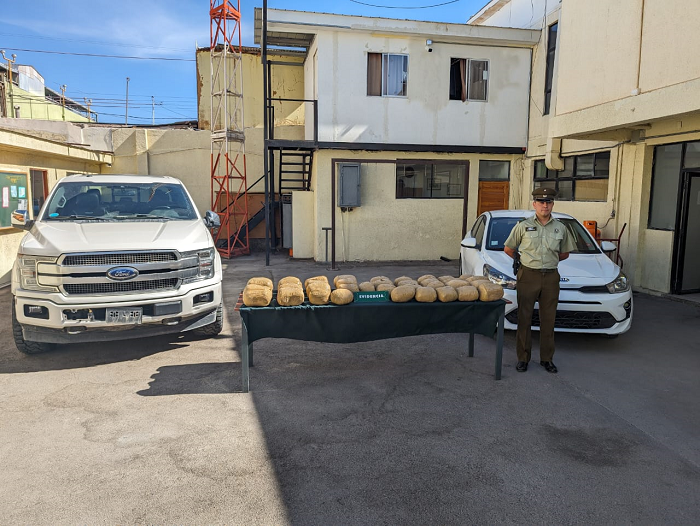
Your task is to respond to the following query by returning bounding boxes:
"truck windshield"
[42,182,198,221]
[486,216,600,254]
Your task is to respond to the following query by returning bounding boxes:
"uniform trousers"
[515,266,560,363]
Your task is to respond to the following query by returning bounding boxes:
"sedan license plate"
[106,307,143,324]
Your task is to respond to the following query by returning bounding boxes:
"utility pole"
[60,84,67,121]
[125,77,130,125]
[151,95,155,125]
[84,98,93,122]
[1,50,17,118]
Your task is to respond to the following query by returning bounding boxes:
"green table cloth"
[238,296,506,392]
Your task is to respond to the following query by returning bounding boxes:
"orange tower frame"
[210,0,249,257]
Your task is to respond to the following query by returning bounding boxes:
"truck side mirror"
[204,210,221,229]
[11,210,34,230]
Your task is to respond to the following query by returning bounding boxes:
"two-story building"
[470,0,700,295]
[232,8,539,262]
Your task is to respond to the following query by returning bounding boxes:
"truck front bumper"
[14,282,222,344]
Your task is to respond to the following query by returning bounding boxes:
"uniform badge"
[526,227,537,232]
[555,229,559,233]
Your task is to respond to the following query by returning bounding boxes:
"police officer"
[503,187,576,373]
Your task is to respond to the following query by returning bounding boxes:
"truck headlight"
[182,248,215,283]
[606,271,630,293]
[483,264,517,290]
[16,254,60,292]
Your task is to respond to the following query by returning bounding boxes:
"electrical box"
[338,163,361,207]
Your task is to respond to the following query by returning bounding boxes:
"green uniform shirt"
[504,215,576,270]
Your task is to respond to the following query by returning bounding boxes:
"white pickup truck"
[10,174,224,354]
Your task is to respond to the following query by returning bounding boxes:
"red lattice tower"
[210,0,249,257]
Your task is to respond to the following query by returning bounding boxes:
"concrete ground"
[1,253,699,525]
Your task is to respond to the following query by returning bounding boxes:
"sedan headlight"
[483,264,517,290]
[16,254,60,292]
[182,248,216,283]
[606,271,630,293]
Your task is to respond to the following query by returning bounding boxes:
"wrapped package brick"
[426,280,445,289]
[278,276,302,289]
[390,285,416,303]
[370,275,392,284]
[456,285,479,302]
[447,279,470,289]
[459,274,473,281]
[306,280,331,305]
[467,276,491,285]
[436,286,458,302]
[415,286,437,303]
[478,282,504,302]
[375,283,396,292]
[359,281,375,292]
[337,282,360,292]
[247,277,273,290]
[417,274,437,285]
[395,279,419,288]
[304,275,329,289]
[277,284,305,306]
[330,288,354,305]
[438,276,456,284]
[393,276,413,286]
[333,274,357,287]
[243,284,273,307]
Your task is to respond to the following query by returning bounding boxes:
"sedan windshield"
[42,182,198,221]
[486,216,600,254]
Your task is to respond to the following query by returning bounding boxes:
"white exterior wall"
[310,31,531,148]
[470,0,561,29]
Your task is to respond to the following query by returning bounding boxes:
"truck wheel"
[11,302,54,355]
[191,303,223,338]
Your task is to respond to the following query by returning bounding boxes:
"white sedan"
[460,210,632,336]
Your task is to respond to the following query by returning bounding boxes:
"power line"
[1,47,194,61]
[347,0,462,8]
[0,32,192,53]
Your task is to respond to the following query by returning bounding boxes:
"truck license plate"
[106,307,143,324]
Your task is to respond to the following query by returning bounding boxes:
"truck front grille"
[63,252,177,266]
[64,278,179,295]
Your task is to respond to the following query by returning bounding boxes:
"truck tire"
[191,303,223,338]
[11,301,54,355]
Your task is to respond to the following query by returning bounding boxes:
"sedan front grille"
[506,308,618,329]
[63,252,177,266]
[64,278,179,295]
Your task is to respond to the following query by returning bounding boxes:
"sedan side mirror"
[461,237,477,248]
[204,210,221,229]
[11,210,34,230]
[600,240,616,252]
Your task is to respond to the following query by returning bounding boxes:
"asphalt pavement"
[1,253,699,525]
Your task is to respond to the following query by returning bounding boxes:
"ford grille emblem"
[107,267,139,281]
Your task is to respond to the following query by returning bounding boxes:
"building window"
[367,53,408,97]
[543,22,558,115]
[29,169,48,218]
[449,58,489,101]
[396,161,466,199]
[534,151,610,202]
[648,141,700,230]
[479,160,510,180]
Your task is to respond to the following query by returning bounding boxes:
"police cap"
[532,187,557,202]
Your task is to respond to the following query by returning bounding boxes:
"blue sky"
[1,0,487,124]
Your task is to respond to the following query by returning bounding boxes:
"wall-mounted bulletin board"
[0,171,29,229]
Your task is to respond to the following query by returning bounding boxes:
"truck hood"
[20,219,213,255]
[483,250,621,284]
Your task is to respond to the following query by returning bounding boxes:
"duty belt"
[522,266,557,273]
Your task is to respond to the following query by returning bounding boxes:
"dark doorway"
[673,170,700,293]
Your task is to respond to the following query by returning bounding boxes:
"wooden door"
[477,181,509,215]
